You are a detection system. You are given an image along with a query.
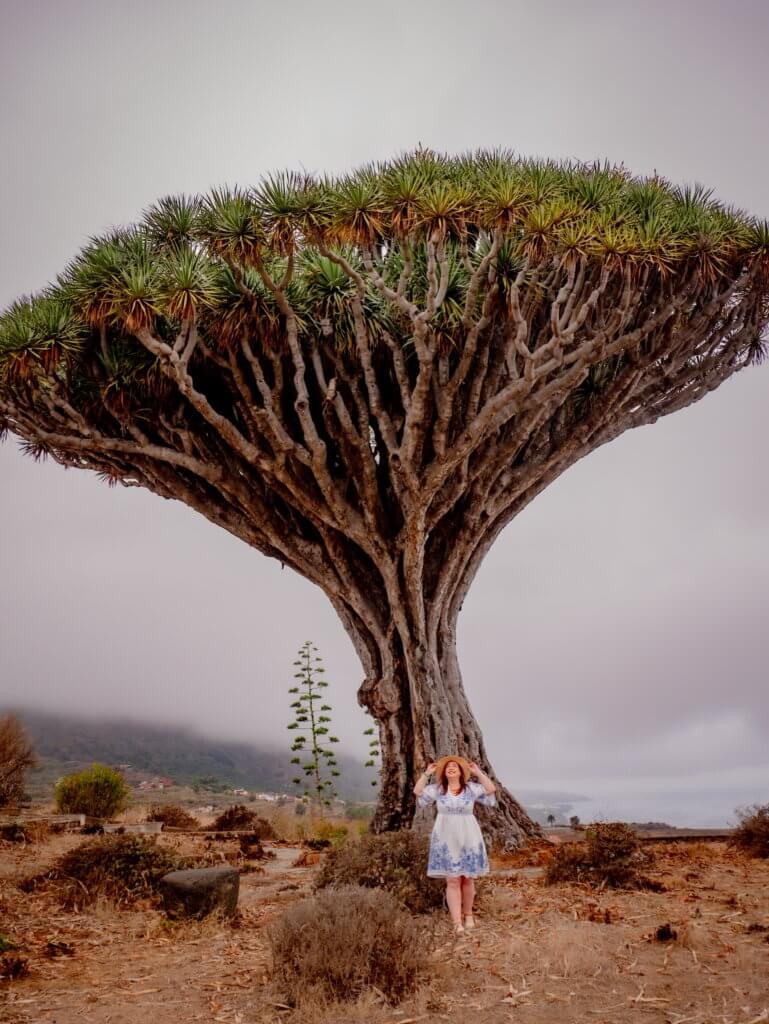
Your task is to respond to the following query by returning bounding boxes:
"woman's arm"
[413,762,437,796]
[469,762,496,795]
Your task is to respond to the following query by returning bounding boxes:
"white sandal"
[454,922,466,936]
[463,915,476,930]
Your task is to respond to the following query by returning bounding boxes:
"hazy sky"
[1,0,767,826]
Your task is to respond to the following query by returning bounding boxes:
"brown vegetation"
[209,805,276,838]
[0,714,36,809]
[314,829,444,913]
[2,830,769,1023]
[0,820,49,844]
[146,804,199,829]
[31,834,190,908]
[730,803,769,858]
[268,885,431,1005]
[545,821,653,888]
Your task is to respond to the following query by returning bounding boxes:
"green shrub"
[315,829,444,913]
[146,804,199,829]
[44,834,189,908]
[313,820,349,845]
[545,821,650,888]
[268,885,431,1005]
[55,763,129,818]
[730,804,769,858]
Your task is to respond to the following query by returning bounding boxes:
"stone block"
[159,866,239,919]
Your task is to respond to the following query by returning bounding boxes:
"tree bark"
[349,604,540,850]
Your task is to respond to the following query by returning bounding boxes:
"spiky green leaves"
[198,188,264,266]
[3,147,768,391]
[144,195,203,250]
[0,293,86,385]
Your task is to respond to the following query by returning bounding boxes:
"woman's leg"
[460,876,475,920]
[445,877,463,925]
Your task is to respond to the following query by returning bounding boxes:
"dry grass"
[314,829,445,913]
[267,885,432,1005]
[2,832,769,1024]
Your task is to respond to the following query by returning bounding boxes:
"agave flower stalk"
[288,642,340,810]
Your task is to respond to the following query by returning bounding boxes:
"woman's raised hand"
[425,762,438,775]
[469,761,481,777]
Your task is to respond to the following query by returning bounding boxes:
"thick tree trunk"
[351,612,541,851]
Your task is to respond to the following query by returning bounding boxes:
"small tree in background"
[55,763,130,818]
[287,642,341,810]
[363,720,381,790]
[547,813,556,827]
[0,714,36,809]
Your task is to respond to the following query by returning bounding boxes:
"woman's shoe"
[463,915,476,930]
[454,923,466,936]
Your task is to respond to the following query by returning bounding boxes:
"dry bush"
[314,829,444,913]
[545,822,652,888]
[492,838,552,868]
[0,820,49,844]
[209,804,276,837]
[268,885,431,1005]
[730,804,769,858]
[37,834,190,908]
[0,953,29,981]
[55,763,130,818]
[0,714,36,809]
[146,804,199,829]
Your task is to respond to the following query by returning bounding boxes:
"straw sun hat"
[432,754,473,783]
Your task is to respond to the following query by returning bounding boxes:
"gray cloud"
[1,0,767,826]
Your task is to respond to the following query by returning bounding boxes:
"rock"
[159,867,239,919]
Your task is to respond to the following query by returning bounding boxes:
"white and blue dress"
[417,781,496,877]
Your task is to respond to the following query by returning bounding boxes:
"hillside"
[10,708,376,801]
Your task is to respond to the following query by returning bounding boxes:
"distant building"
[137,776,175,791]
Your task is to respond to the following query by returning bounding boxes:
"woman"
[414,755,496,935]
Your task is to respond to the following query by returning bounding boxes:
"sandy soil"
[1,833,768,1024]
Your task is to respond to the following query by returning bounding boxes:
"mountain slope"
[10,707,375,800]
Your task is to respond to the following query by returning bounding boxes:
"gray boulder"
[159,866,239,919]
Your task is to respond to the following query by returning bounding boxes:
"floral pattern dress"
[417,781,496,877]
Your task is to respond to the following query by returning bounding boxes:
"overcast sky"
[1,0,767,826]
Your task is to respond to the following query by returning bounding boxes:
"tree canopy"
[2,149,767,843]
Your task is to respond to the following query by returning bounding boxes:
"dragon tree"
[1,151,767,847]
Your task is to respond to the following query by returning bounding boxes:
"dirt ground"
[1,832,768,1024]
